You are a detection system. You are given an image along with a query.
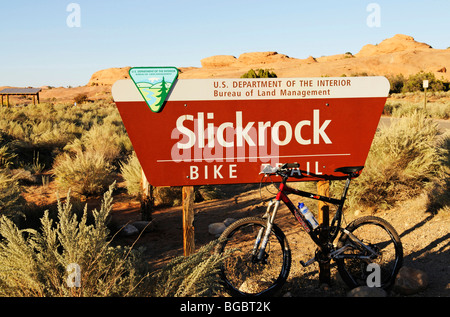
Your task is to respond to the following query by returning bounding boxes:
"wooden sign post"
[423,80,428,110]
[140,169,153,221]
[182,186,195,256]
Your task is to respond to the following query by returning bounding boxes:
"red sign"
[112,75,389,186]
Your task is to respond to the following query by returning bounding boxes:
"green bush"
[387,71,448,94]
[74,94,89,105]
[402,71,445,92]
[386,74,407,94]
[241,69,277,78]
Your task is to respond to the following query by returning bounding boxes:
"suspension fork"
[253,199,281,261]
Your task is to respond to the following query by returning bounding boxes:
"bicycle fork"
[252,200,280,262]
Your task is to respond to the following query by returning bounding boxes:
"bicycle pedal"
[300,257,316,267]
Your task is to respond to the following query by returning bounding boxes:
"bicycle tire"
[215,217,291,296]
[336,216,403,290]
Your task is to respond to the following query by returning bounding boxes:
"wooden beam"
[317,180,330,225]
[182,186,195,256]
[317,180,331,285]
[140,169,153,221]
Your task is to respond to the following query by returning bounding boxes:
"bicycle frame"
[220,165,402,295]
[259,174,353,260]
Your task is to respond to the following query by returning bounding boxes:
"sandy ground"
[104,180,449,297]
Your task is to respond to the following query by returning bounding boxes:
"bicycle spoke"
[217,218,290,296]
[336,216,403,289]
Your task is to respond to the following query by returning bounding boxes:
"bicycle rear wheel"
[215,217,291,296]
[336,216,403,290]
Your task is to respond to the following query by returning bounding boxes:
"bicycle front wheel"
[336,216,403,290]
[215,217,291,296]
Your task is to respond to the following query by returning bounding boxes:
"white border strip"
[156,153,351,163]
[112,76,390,102]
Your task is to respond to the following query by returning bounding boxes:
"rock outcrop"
[356,34,432,57]
[88,67,131,86]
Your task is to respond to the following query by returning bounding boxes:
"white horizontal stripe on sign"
[156,153,351,163]
[112,77,390,102]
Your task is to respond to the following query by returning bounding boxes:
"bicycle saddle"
[334,166,364,175]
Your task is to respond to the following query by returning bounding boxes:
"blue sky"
[0,0,449,87]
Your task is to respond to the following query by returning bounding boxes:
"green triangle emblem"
[129,67,179,112]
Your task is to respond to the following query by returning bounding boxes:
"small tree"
[241,69,277,78]
[155,77,168,108]
[73,94,89,105]
[402,71,445,92]
[386,74,406,94]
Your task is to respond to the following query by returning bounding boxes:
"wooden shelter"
[0,88,42,106]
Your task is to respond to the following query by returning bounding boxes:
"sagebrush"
[0,183,149,296]
[53,149,115,196]
[335,111,448,211]
[0,182,229,297]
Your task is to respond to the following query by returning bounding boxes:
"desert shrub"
[386,74,407,94]
[119,152,181,205]
[0,145,17,169]
[384,100,450,119]
[425,132,450,212]
[74,94,89,105]
[241,69,277,78]
[64,123,123,163]
[402,71,445,92]
[0,183,149,296]
[0,102,131,171]
[148,240,228,297]
[154,187,183,206]
[0,169,26,217]
[196,185,223,201]
[119,153,222,204]
[0,184,230,297]
[336,111,447,210]
[387,71,448,94]
[53,149,115,197]
[119,151,142,197]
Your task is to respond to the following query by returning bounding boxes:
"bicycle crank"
[300,257,316,267]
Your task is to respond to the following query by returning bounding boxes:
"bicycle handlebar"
[282,162,300,169]
[260,163,299,177]
[261,163,364,179]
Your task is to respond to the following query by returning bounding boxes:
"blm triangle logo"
[129,67,178,113]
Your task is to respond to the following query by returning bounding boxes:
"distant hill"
[181,34,449,80]
[32,34,449,102]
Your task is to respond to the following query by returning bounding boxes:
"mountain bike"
[215,163,403,296]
